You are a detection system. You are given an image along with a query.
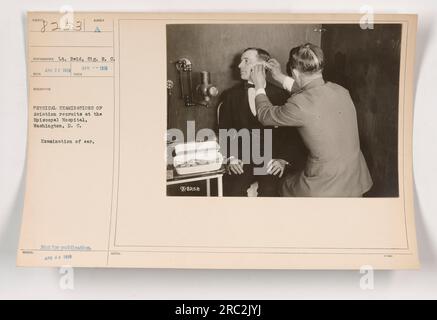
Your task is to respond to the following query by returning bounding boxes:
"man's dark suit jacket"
[218,81,307,196]
[218,81,306,169]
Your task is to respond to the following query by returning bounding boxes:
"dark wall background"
[166,24,321,137]
[321,24,401,197]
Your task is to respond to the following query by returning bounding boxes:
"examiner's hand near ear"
[266,58,287,84]
[251,64,267,90]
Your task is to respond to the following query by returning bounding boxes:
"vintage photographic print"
[18,13,418,269]
[166,23,401,198]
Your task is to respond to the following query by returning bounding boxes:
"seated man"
[218,47,306,197]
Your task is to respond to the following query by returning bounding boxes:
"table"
[166,166,225,196]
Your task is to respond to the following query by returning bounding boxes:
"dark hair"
[287,43,324,75]
[243,47,271,62]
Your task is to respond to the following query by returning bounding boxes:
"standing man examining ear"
[219,47,306,197]
[252,43,373,197]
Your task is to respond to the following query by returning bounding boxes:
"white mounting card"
[18,12,419,269]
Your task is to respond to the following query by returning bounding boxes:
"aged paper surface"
[17,12,419,269]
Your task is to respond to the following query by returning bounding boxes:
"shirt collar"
[246,80,266,89]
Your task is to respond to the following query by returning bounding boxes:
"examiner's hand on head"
[251,63,267,90]
[226,157,244,175]
[266,58,287,84]
[267,159,289,178]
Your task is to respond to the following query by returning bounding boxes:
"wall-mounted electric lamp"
[171,58,218,107]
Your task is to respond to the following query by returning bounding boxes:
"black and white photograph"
[166,23,401,198]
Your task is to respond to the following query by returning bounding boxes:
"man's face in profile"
[238,49,259,81]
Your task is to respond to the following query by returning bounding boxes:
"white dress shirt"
[247,81,266,116]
